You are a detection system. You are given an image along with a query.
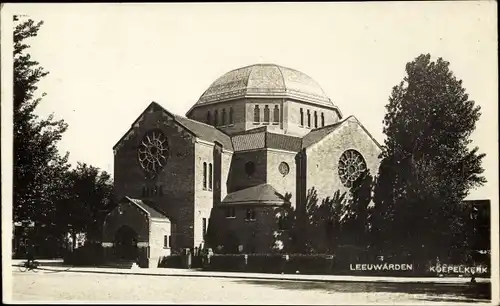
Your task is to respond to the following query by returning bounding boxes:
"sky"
[2,2,498,200]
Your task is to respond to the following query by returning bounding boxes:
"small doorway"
[114,225,138,260]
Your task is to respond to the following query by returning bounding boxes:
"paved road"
[9,268,490,304]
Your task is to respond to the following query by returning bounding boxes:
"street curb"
[20,266,490,285]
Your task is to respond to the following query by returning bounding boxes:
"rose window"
[138,130,168,175]
[338,149,367,187]
[279,162,290,176]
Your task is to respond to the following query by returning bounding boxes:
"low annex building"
[102,64,382,267]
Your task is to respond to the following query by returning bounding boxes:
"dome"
[196,64,334,107]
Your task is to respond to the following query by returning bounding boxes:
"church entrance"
[114,225,138,260]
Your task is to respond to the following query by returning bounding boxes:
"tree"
[57,163,115,249]
[13,17,69,230]
[342,172,373,250]
[275,188,348,255]
[374,54,486,262]
[315,190,347,253]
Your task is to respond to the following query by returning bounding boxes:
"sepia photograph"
[1,2,498,305]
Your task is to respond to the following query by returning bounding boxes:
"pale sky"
[2,2,498,200]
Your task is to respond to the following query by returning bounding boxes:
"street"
[9,267,490,304]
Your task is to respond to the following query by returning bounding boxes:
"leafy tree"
[374,54,486,262]
[275,188,349,255]
[13,17,69,230]
[315,190,347,253]
[342,172,373,250]
[57,163,115,249]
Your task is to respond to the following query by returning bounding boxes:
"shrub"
[64,243,104,266]
[159,255,183,268]
[204,254,246,272]
[285,254,334,275]
[246,254,287,273]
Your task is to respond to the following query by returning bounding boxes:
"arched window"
[206,111,211,125]
[264,105,270,123]
[321,112,325,127]
[300,108,304,126]
[273,105,279,123]
[214,110,219,126]
[203,162,207,189]
[254,105,260,123]
[314,111,318,128]
[208,163,213,190]
[229,107,234,124]
[307,110,311,127]
[222,108,226,126]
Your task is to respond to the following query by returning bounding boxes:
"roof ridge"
[275,65,287,92]
[309,115,352,132]
[174,113,224,131]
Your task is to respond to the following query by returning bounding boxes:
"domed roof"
[196,64,334,107]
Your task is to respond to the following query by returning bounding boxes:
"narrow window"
[314,111,318,128]
[229,107,234,124]
[321,112,325,127]
[214,110,219,126]
[307,110,311,128]
[226,207,236,218]
[273,105,279,123]
[254,105,260,123]
[169,235,172,247]
[164,235,169,248]
[263,105,270,123]
[202,218,207,239]
[208,163,213,190]
[206,111,211,125]
[300,108,304,126]
[203,162,207,189]
[246,208,256,220]
[222,108,226,126]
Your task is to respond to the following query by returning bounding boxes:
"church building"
[102,64,382,267]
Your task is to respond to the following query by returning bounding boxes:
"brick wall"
[102,200,150,244]
[227,150,267,193]
[187,99,246,135]
[102,200,150,264]
[305,117,381,202]
[220,151,233,201]
[194,141,215,247]
[149,218,171,266]
[210,205,283,253]
[266,150,297,208]
[114,108,196,251]
[244,98,284,133]
[285,100,341,137]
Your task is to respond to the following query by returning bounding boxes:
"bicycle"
[18,260,40,273]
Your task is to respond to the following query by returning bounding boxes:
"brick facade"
[305,116,382,201]
[104,64,381,265]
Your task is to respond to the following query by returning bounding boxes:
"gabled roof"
[266,132,302,152]
[113,102,233,151]
[230,128,302,152]
[172,114,233,150]
[301,115,382,150]
[301,121,344,149]
[124,196,169,219]
[221,184,290,206]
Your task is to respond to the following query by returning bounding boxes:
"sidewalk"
[11,259,489,284]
